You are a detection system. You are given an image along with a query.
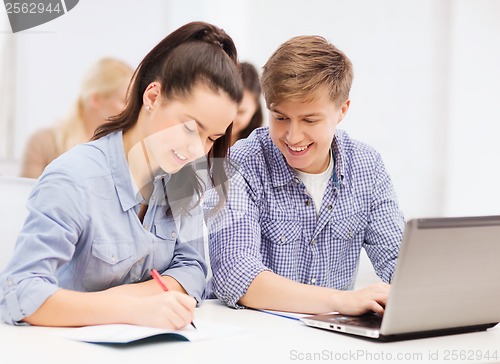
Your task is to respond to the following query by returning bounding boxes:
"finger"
[175,292,197,311]
[166,311,187,330]
[154,292,192,329]
[372,292,388,308]
[163,302,191,329]
[166,293,195,326]
[373,282,390,294]
[370,301,385,315]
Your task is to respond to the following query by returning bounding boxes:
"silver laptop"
[301,215,500,341]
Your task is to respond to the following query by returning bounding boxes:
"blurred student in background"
[20,57,133,178]
[230,62,263,146]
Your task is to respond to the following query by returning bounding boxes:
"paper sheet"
[45,319,245,344]
[256,309,339,321]
[257,309,309,321]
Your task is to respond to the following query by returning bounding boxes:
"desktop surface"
[1,299,498,364]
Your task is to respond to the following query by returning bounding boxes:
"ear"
[338,99,351,124]
[142,82,162,109]
[87,92,101,109]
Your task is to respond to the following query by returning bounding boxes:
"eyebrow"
[271,107,324,119]
[187,115,226,137]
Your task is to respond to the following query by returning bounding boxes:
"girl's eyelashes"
[183,122,196,133]
[182,121,218,143]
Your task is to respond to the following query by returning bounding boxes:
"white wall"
[8,0,170,157]
[1,0,499,219]
[443,0,500,216]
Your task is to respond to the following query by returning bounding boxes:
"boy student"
[204,35,404,315]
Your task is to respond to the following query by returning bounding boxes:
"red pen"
[151,269,197,329]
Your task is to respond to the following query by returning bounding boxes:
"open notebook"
[38,319,245,344]
[301,215,500,341]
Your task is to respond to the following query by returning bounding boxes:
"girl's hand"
[128,291,197,329]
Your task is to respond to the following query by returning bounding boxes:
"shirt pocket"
[153,222,177,268]
[92,241,134,265]
[328,213,367,289]
[260,219,302,280]
[261,219,302,245]
[330,212,367,242]
[155,222,178,242]
[82,240,136,291]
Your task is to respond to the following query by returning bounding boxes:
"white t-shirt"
[294,150,334,217]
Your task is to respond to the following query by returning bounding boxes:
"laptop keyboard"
[329,313,382,329]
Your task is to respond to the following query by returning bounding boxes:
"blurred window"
[0,12,16,159]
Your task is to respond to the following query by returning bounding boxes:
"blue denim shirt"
[204,127,404,308]
[0,131,207,325]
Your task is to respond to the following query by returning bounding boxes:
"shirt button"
[171,231,177,238]
[328,204,333,210]
[111,255,116,263]
[280,236,285,243]
[294,177,300,184]
[310,239,316,245]
[144,225,149,230]
[348,230,354,238]
[7,279,13,286]
[310,278,317,284]
[305,200,311,206]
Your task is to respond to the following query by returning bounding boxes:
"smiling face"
[269,88,350,174]
[141,82,237,174]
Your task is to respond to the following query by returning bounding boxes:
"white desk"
[1,299,499,364]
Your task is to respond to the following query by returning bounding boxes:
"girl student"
[0,21,243,329]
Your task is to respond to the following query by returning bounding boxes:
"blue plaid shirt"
[204,127,404,308]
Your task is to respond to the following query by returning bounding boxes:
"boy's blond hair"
[261,35,353,108]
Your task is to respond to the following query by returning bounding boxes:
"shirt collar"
[128,168,144,205]
[105,131,171,211]
[332,130,346,186]
[268,141,296,187]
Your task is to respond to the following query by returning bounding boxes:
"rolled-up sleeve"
[364,153,405,283]
[0,172,86,325]
[163,240,207,303]
[164,205,208,303]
